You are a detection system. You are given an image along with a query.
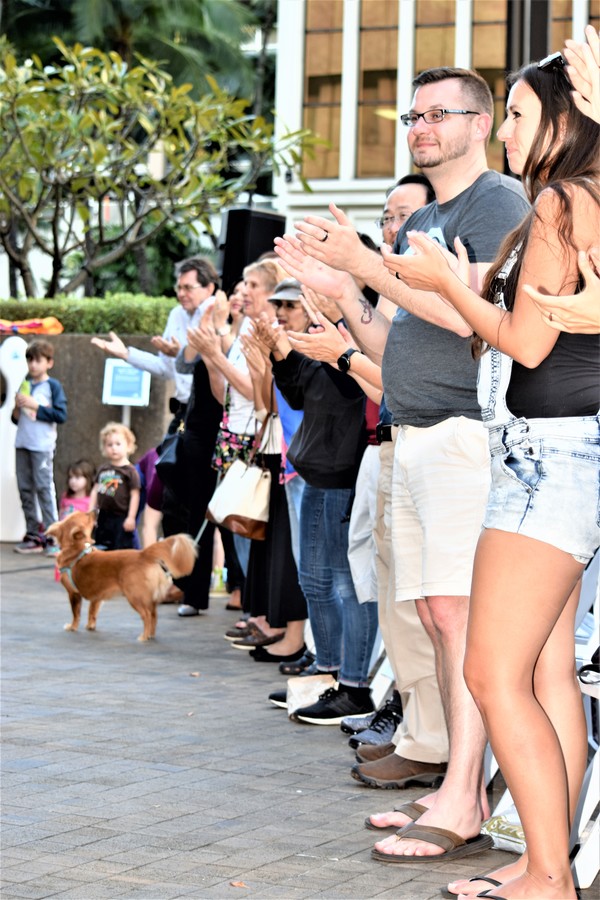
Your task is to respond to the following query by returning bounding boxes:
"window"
[302,0,343,179]
[472,0,508,174]
[414,0,455,73]
[356,0,398,178]
[550,0,574,51]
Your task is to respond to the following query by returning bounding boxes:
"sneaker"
[44,541,60,557]
[340,711,376,735]
[14,539,44,554]
[295,686,374,726]
[348,693,403,749]
[268,689,288,709]
[177,604,200,617]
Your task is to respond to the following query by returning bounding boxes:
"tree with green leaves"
[0,38,315,297]
[0,0,263,100]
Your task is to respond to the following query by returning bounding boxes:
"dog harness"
[58,543,94,592]
[157,559,173,581]
[58,545,173,591]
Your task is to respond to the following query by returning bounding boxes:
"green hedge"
[0,293,177,334]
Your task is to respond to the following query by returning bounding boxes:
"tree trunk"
[133,241,155,295]
[8,223,19,298]
[252,4,276,119]
[83,231,96,297]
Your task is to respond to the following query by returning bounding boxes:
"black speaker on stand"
[217,207,286,293]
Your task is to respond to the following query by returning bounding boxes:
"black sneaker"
[295,686,374,726]
[348,692,403,749]
[268,689,287,709]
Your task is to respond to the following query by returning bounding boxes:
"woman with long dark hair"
[384,58,599,900]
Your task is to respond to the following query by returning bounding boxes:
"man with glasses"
[376,174,434,250]
[92,256,218,433]
[276,67,529,863]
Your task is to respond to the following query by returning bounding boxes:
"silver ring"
[320,231,328,243]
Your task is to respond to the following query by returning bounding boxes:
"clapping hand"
[151,335,180,356]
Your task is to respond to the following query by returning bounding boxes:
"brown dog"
[47,510,197,641]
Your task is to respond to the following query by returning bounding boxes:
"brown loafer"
[355,741,396,764]
[351,753,447,789]
[224,624,253,641]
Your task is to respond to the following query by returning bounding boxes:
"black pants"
[94,511,135,551]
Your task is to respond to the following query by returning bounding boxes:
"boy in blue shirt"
[11,339,67,554]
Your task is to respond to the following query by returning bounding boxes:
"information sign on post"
[101,359,151,427]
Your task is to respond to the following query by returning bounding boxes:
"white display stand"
[0,337,29,540]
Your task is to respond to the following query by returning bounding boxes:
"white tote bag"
[206,458,271,540]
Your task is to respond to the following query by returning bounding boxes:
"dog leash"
[58,543,95,592]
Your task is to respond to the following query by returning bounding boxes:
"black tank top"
[506,330,600,418]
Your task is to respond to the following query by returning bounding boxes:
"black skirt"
[244,453,307,628]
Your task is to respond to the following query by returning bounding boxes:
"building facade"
[273,0,599,242]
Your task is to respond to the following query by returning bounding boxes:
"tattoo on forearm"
[360,295,373,324]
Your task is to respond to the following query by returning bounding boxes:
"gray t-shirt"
[382,170,529,427]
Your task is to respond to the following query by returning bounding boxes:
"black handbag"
[155,424,184,493]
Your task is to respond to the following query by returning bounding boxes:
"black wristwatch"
[337,348,360,372]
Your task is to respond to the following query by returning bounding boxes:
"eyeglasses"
[269,299,301,309]
[400,108,480,127]
[176,283,202,293]
[375,213,412,229]
[538,51,566,73]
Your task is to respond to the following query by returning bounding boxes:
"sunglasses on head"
[269,298,302,309]
[538,51,566,72]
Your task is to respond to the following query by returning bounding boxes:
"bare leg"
[463,530,584,899]
[141,506,162,548]
[263,618,306,656]
[452,575,587,898]
[249,614,284,639]
[226,587,242,609]
[373,594,489,858]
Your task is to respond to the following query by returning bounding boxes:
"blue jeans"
[299,484,379,687]
[284,474,305,569]
[233,533,251,576]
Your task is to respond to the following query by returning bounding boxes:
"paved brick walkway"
[1,544,596,899]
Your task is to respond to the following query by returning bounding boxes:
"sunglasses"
[538,51,566,72]
[269,299,302,309]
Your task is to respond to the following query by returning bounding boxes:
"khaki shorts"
[391,416,490,600]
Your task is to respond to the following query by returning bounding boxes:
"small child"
[89,422,141,550]
[12,339,67,555]
[53,459,96,577]
[59,459,96,518]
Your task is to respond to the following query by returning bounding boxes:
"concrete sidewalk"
[1,543,595,899]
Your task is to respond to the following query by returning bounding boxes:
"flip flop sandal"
[440,875,501,898]
[476,894,582,900]
[365,801,427,831]
[371,824,493,864]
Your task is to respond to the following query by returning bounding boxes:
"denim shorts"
[484,415,600,563]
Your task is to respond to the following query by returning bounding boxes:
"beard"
[410,130,472,169]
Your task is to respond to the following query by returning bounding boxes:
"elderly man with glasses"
[91,256,219,433]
